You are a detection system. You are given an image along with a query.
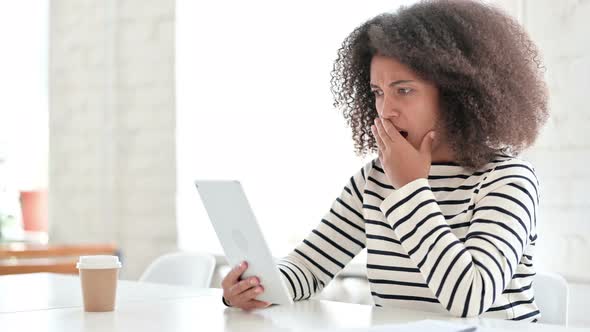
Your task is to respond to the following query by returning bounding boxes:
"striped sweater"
[278,156,540,321]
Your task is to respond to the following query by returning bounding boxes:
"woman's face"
[370,54,452,161]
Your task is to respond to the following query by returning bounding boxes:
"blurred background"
[0,0,588,327]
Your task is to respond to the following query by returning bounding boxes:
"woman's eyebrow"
[370,80,415,88]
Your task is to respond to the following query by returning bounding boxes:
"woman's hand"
[221,261,272,310]
[371,117,435,189]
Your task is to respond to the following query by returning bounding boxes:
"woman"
[221,0,548,321]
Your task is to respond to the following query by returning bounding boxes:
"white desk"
[0,273,216,313]
[0,273,584,331]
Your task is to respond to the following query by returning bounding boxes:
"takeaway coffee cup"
[76,255,122,312]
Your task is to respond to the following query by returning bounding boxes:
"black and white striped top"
[278,156,539,321]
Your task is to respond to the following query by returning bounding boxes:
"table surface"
[0,273,585,332]
[0,273,215,313]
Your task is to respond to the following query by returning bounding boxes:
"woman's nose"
[380,111,400,118]
[380,95,401,118]
[378,108,401,119]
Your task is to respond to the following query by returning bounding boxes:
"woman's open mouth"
[399,131,409,139]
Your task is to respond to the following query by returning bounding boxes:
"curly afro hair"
[330,0,549,169]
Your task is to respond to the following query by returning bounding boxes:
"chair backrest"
[534,271,569,325]
[139,251,216,289]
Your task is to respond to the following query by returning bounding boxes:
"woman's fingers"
[228,277,259,298]
[232,285,265,307]
[221,261,248,289]
[380,118,404,142]
[371,125,385,150]
[220,261,271,310]
[374,119,391,145]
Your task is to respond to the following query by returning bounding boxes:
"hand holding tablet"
[195,180,294,309]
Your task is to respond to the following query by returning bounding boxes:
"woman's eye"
[371,90,383,96]
[398,87,413,95]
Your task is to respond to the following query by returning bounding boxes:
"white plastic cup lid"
[76,255,122,269]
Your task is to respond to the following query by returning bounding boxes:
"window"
[0,2,48,240]
[176,1,418,258]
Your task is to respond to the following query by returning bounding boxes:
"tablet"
[195,180,294,305]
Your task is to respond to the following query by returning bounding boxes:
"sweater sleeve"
[277,163,370,301]
[379,162,538,317]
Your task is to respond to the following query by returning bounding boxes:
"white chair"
[139,251,216,289]
[534,271,569,325]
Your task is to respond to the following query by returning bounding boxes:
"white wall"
[0,2,48,241]
[49,0,177,279]
[492,1,590,326]
[494,0,590,285]
[175,0,415,263]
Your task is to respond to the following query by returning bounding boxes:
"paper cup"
[77,255,122,312]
